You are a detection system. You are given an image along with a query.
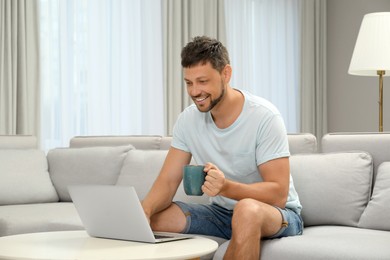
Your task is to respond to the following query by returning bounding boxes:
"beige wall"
[327,0,390,132]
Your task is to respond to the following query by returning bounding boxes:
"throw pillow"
[0,149,59,205]
[290,152,373,227]
[358,162,390,231]
[48,145,133,201]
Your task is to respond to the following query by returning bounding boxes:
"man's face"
[183,62,226,113]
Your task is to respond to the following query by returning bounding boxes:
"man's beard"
[196,80,225,113]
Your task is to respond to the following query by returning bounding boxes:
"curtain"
[0,0,40,136]
[224,0,301,133]
[39,0,164,150]
[300,0,327,140]
[163,0,226,135]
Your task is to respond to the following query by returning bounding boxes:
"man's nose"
[188,84,202,97]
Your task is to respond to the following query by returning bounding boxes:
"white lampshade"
[349,12,390,76]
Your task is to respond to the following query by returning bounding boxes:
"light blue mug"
[183,165,206,196]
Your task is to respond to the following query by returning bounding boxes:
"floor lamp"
[348,12,390,132]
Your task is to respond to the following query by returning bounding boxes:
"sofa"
[0,133,389,259]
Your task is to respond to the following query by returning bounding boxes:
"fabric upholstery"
[69,133,318,154]
[69,135,163,149]
[116,149,208,204]
[359,162,390,231]
[213,226,390,260]
[321,132,390,182]
[0,149,58,205]
[287,133,317,154]
[0,203,83,237]
[48,145,133,201]
[0,135,37,149]
[290,152,373,227]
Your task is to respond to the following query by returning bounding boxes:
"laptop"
[68,184,193,243]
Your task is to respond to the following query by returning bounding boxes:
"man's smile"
[194,95,209,103]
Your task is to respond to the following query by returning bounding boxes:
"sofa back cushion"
[287,133,317,154]
[116,150,209,204]
[48,145,133,201]
[69,135,165,150]
[290,152,373,227]
[0,149,59,205]
[358,162,390,231]
[321,132,390,184]
[0,135,37,149]
[69,134,317,154]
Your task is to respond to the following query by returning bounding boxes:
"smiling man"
[142,36,303,260]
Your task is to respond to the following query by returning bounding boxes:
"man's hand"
[202,163,226,196]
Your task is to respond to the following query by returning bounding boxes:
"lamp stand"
[378,70,385,132]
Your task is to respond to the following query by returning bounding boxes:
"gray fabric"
[0,203,83,237]
[116,149,207,204]
[116,150,169,200]
[0,0,40,135]
[69,133,317,154]
[213,226,390,260]
[287,133,317,154]
[0,135,37,149]
[290,152,373,227]
[321,132,390,182]
[359,162,390,231]
[48,145,133,201]
[160,136,172,150]
[0,149,58,205]
[70,135,163,149]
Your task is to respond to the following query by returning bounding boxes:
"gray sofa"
[1,133,389,259]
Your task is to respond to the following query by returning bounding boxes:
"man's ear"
[222,64,232,82]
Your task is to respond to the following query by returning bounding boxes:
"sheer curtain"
[39,0,164,151]
[224,0,301,132]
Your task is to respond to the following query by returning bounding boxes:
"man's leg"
[149,203,187,233]
[224,198,283,260]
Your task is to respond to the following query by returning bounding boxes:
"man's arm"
[142,147,192,221]
[202,157,290,208]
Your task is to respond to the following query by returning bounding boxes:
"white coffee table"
[0,230,218,260]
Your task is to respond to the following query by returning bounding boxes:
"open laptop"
[68,184,193,243]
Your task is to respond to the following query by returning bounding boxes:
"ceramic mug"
[183,165,206,196]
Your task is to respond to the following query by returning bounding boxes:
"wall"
[327,0,390,132]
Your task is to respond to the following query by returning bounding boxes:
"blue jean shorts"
[174,201,303,240]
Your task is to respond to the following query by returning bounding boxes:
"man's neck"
[210,87,244,129]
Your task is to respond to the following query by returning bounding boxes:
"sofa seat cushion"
[48,145,133,201]
[213,226,390,260]
[0,149,59,205]
[290,152,373,227]
[0,203,83,237]
[359,162,390,231]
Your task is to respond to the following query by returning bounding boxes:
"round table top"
[0,230,218,260]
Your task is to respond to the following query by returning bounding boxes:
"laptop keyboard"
[154,234,173,239]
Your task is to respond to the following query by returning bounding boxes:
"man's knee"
[233,198,267,223]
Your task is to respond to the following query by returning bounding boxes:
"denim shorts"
[174,201,303,240]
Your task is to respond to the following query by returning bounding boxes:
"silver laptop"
[68,185,192,243]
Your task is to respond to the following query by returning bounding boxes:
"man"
[142,36,303,260]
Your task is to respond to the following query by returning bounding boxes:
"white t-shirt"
[172,90,302,214]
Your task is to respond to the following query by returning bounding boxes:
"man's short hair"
[181,36,230,73]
